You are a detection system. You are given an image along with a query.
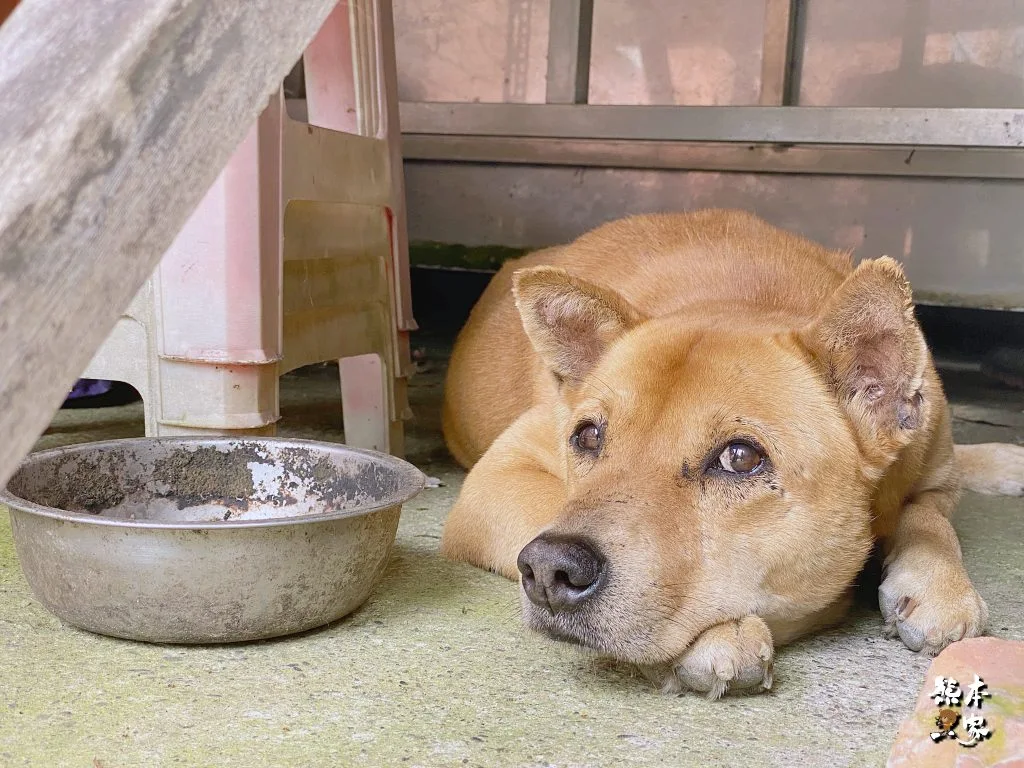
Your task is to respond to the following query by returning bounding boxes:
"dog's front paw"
[879,563,988,656]
[645,616,774,700]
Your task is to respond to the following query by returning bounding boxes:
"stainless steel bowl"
[0,437,424,644]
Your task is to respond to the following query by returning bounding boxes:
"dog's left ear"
[800,257,930,465]
[513,266,644,383]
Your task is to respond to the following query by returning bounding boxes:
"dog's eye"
[572,421,603,454]
[718,442,764,474]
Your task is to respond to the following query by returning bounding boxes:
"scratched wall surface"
[588,0,765,106]
[392,0,1024,107]
[392,0,551,103]
[391,0,767,106]
[799,0,1024,107]
[394,0,1024,308]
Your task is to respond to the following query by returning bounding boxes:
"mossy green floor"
[2,353,1022,767]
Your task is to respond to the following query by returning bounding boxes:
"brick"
[888,637,1024,767]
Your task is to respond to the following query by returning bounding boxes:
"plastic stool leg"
[339,353,389,452]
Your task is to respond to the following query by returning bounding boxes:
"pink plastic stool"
[82,0,414,456]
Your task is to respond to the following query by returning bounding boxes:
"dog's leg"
[878,486,988,655]
[765,590,855,646]
[441,407,566,580]
[643,617,775,700]
[955,442,1024,496]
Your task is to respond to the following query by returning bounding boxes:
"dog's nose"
[517,535,606,613]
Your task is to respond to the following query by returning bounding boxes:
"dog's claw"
[895,595,918,620]
[705,678,728,702]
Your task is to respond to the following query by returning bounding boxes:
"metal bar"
[398,102,1024,148]
[545,0,594,104]
[759,0,798,106]
[401,134,1024,180]
[504,0,532,101]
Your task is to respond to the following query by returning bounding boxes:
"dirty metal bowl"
[0,437,424,644]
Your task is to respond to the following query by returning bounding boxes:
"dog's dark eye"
[718,442,764,474]
[572,421,603,454]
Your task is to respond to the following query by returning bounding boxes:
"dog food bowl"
[0,437,424,643]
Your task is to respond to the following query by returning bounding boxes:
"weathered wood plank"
[0,0,340,485]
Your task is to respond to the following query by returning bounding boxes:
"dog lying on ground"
[439,209,1024,698]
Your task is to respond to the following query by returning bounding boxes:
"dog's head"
[510,259,930,664]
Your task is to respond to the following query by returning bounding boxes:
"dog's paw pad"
[658,616,775,700]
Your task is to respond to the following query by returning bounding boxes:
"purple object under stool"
[61,379,139,409]
[66,379,113,400]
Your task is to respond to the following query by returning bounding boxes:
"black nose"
[517,534,606,614]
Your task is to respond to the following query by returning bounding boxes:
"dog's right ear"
[512,266,644,384]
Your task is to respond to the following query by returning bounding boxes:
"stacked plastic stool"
[82,0,415,457]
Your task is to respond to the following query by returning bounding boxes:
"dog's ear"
[800,257,930,465]
[512,266,644,383]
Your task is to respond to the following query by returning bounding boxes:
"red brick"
[888,637,1024,767]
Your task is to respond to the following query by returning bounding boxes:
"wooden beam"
[0,0,340,486]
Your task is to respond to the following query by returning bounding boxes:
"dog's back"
[443,209,855,467]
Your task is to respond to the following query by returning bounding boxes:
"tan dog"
[439,209,1024,698]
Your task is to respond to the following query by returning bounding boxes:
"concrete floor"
[1,346,1022,768]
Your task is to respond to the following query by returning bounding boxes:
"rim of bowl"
[0,436,426,530]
